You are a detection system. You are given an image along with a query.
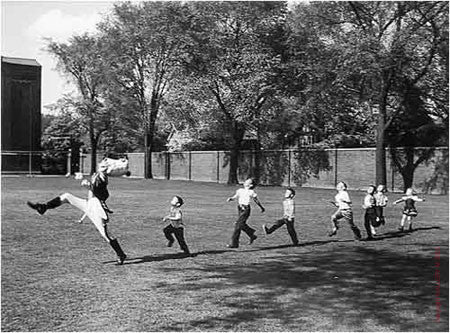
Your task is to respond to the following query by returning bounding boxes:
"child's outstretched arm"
[227,192,238,202]
[393,198,404,205]
[253,197,265,213]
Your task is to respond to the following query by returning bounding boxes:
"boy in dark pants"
[226,178,265,248]
[362,185,377,240]
[163,196,190,255]
[263,187,299,245]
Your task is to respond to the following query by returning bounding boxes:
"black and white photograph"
[1,0,448,331]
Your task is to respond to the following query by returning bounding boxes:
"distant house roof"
[1,56,41,67]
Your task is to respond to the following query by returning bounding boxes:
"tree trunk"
[228,146,240,184]
[90,139,98,175]
[401,147,415,191]
[89,114,98,174]
[227,124,245,184]
[375,79,391,186]
[253,138,262,184]
[144,131,153,179]
[375,115,387,186]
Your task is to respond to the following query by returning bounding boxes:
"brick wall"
[81,147,448,194]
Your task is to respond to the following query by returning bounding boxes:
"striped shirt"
[363,194,375,209]
[168,206,183,228]
[374,192,388,207]
[283,198,295,220]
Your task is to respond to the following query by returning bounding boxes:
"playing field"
[1,176,448,331]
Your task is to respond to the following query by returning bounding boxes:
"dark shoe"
[262,225,269,235]
[398,226,404,232]
[249,235,257,244]
[117,254,126,265]
[109,239,126,265]
[408,227,414,232]
[292,241,299,246]
[167,240,174,247]
[328,229,337,237]
[366,236,375,241]
[226,244,238,248]
[27,201,47,215]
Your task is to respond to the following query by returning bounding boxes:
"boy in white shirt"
[263,187,299,246]
[226,178,265,248]
[328,181,362,240]
[374,184,388,227]
[163,195,190,255]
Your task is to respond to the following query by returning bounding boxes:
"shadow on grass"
[243,239,354,253]
[158,246,449,332]
[120,240,355,265]
[368,226,443,241]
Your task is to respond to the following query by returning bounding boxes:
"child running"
[226,178,265,248]
[328,181,362,240]
[374,184,388,230]
[263,187,299,246]
[362,185,377,240]
[163,195,191,255]
[393,188,425,232]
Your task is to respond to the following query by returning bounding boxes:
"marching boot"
[109,238,127,265]
[27,196,62,215]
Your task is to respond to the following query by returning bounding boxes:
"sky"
[1,0,115,113]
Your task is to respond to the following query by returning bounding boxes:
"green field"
[1,176,448,331]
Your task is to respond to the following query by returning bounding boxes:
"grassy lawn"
[1,176,448,331]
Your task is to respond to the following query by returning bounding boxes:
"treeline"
[43,1,448,186]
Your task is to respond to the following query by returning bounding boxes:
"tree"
[46,34,114,173]
[387,81,447,191]
[41,97,85,174]
[99,2,190,178]
[288,1,448,185]
[182,1,288,184]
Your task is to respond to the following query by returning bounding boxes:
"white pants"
[60,193,113,242]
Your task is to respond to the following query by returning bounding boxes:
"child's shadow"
[409,226,442,233]
[370,226,442,241]
[122,249,233,265]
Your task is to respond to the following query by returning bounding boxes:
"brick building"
[1,56,42,172]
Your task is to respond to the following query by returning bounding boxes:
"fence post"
[334,147,338,186]
[288,149,291,187]
[66,149,72,176]
[165,152,171,180]
[79,147,83,173]
[217,151,220,183]
[28,150,33,177]
[391,155,395,192]
[188,151,192,181]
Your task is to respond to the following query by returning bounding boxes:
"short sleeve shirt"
[283,199,295,220]
[374,193,388,206]
[169,206,183,228]
[236,188,257,206]
[335,191,351,210]
[363,194,375,209]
